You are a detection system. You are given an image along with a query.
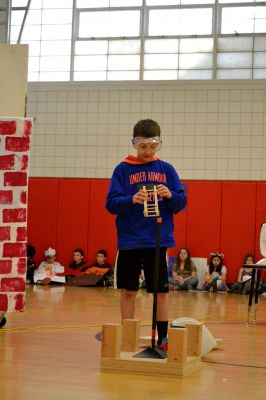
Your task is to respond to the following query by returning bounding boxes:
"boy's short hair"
[133,119,161,139]
[73,248,84,256]
[97,249,107,257]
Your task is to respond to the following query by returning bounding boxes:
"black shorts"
[116,247,169,293]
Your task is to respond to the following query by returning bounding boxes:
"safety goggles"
[132,136,162,152]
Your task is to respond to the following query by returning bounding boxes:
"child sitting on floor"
[34,247,65,285]
[67,248,88,279]
[86,249,113,286]
[204,252,227,292]
[229,254,262,294]
[168,247,198,290]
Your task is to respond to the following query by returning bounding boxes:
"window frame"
[9,0,266,81]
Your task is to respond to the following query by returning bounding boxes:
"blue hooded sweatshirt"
[106,155,186,250]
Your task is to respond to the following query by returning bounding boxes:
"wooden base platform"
[100,319,202,378]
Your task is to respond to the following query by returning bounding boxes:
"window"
[148,8,212,36]
[11,0,73,81]
[79,11,140,38]
[10,0,266,81]
[221,6,266,34]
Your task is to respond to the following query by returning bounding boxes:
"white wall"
[27,80,266,180]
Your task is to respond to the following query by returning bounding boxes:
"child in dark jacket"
[68,248,88,277]
[87,249,113,286]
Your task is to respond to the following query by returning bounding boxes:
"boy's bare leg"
[156,292,168,321]
[121,289,138,320]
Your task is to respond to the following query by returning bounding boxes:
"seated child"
[230,253,261,294]
[86,249,113,286]
[204,252,227,292]
[168,247,198,290]
[34,247,65,285]
[68,248,88,278]
[26,244,36,284]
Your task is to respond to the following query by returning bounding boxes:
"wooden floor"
[0,286,266,400]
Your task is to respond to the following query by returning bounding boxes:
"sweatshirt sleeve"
[106,165,134,215]
[163,164,186,214]
[36,261,45,272]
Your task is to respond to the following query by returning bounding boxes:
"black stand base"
[133,347,166,359]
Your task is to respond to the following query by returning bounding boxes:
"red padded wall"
[220,182,257,282]
[28,178,59,266]
[186,181,222,257]
[56,179,90,273]
[87,179,116,265]
[27,178,266,283]
[169,210,187,257]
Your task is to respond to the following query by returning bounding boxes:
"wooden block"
[121,319,140,352]
[101,324,121,359]
[167,327,187,364]
[186,323,202,357]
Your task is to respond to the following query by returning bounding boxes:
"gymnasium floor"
[0,286,266,400]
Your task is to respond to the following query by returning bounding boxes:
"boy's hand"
[132,189,148,204]
[157,184,172,199]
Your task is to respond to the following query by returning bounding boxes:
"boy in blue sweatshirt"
[106,119,186,350]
